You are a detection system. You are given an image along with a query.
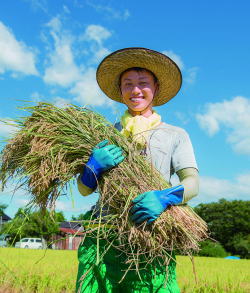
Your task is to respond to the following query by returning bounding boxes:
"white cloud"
[196,96,250,155]
[91,47,110,64]
[46,16,61,32]
[122,9,130,20]
[81,25,112,64]
[0,22,38,76]
[174,111,190,124]
[63,5,70,14]
[162,50,198,84]
[30,91,43,103]
[184,67,198,84]
[189,173,250,206]
[162,50,184,70]
[52,97,71,108]
[55,200,93,214]
[86,1,130,20]
[24,0,48,13]
[0,185,31,217]
[43,17,81,87]
[15,198,30,206]
[55,200,82,213]
[196,113,219,136]
[83,25,112,45]
[0,119,18,138]
[0,182,30,201]
[70,67,112,106]
[43,21,111,89]
[30,91,72,108]
[42,19,112,107]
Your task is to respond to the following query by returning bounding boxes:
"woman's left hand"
[130,185,184,225]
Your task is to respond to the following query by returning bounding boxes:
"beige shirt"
[78,122,199,206]
[115,122,198,182]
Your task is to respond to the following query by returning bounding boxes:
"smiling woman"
[0,2,249,292]
[76,47,202,293]
[120,68,158,117]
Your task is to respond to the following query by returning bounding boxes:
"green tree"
[194,199,250,258]
[3,209,65,244]
[198,240,227,258]
[55,211,65,222]
[71,213,87,221]
[0,203,8,232]
[13,207,31,219]
[228,234,250,259]
[0,203,7,216]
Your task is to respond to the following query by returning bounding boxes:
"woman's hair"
[119,67,158,88]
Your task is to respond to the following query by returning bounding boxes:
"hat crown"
[96,47,182,106]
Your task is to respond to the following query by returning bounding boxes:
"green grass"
[0,248,249,292]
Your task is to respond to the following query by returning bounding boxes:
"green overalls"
[75,214,180,293]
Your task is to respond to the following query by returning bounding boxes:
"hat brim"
[96,47,182,106]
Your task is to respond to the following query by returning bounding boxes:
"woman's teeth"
[130,97,143,102]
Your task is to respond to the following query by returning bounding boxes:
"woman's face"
[120,70,158,116]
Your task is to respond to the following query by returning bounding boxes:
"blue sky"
[0,0,250,219]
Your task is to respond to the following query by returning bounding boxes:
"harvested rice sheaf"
[0,103,208,270]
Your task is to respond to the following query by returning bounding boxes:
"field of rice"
[0,248,249,292]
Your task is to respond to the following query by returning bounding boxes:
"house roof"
[60,221,82,229]
[59,221,84,235]
[0,213,11,221]
[59,227,84,235]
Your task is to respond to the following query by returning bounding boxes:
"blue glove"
[130,185,184,224]
[80,140,125,189]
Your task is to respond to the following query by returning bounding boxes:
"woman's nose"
[131,86,141,95]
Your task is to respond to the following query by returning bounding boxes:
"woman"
[76,48,199,292]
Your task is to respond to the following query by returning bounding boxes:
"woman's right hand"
[91,140,125,173]
[80,140,125,189]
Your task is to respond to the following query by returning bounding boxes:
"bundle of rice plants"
[0,102,208,274]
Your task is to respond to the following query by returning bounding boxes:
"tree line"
[1,207,65,244]
[1,199,249,258]
[194,199,250,258]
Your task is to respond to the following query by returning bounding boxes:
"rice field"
[0,248,249,292]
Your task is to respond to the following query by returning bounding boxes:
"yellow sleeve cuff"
[77,176,94,196]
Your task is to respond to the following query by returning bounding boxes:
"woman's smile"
[130,96,144,103]
[120,70,157,116]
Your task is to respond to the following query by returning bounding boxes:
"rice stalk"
[0,102,208,274]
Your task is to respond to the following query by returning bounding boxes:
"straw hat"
[96,47,182,106]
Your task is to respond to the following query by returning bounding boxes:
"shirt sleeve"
[171,129,198,173]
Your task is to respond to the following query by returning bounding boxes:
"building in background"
[52,221,84,250]
[0,213,11,231]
